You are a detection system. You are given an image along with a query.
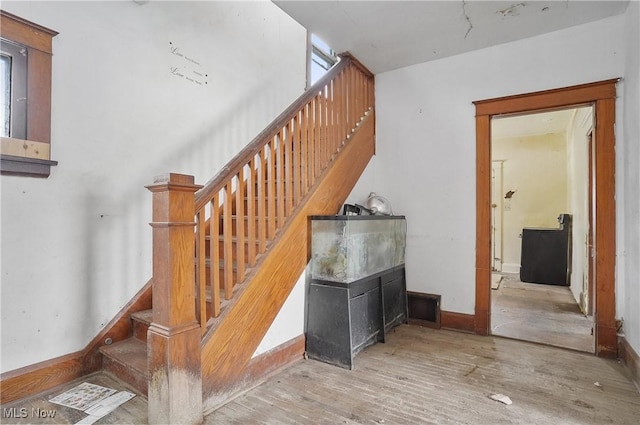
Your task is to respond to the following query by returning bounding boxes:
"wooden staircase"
[99,311,152,396]
[97,53,376,424]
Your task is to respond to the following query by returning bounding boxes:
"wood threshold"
[473,79,618,357]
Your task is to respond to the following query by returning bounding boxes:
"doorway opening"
[489,107,595,353]
[473,79,619,358]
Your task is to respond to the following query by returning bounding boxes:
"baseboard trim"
[203,334,306,413]
[0,279,153,404]
[440,310,475,334]
[82,279,153,371]
[501,263,520,274]
[0,352,84,404]
[618,335,640,393]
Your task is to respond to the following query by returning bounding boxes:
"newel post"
[146,173,203,425]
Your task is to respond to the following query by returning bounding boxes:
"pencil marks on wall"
[169,41,208,86]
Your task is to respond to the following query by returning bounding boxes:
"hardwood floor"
[491,272,594,353]
[0,373,147,424]
[209,326,638,424]
[3,326,638,424]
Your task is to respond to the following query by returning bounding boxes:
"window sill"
[1,154,58,177]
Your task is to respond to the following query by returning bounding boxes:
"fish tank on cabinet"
[310,215,407,283]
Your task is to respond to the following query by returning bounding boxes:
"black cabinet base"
[520,215,572,286]
[306,266,407,369]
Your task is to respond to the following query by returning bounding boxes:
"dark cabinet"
[520,214,572,286]
[306,216,407,369]
[382,268,407,332]
[306,267,407,369]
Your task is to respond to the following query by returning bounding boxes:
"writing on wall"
[169,41,208,86]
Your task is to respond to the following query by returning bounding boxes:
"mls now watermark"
[3,407,57,419]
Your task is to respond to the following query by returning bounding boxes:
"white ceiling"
[274,0,630,75]
[491,108,583,139]
[275,1,620,137]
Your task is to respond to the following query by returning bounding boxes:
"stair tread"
[130,309,153,324]
[100,339,148,377]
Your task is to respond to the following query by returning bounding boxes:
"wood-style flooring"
[491,272,594,353]
[3,325,638,424]
[0,373,147,424]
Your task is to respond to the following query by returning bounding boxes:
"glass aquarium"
[310,216,407,283]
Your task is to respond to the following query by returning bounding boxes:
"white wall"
[346,14,627,315]
[253,271,306,357]
[0,1,307,373]
[621,0,640,356]
[492,133,568,273]
[566,107,593,311]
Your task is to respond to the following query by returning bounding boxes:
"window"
[2,39,27,139]
[0,10,58,177]
[1,53,12,136]
[309,34,338,86]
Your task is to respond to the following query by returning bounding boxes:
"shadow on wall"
[78,72,303,339]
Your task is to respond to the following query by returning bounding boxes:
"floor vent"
[407,292,441,329]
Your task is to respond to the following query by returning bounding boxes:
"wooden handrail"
[146,53,375,422]
[195,54,357,210]
[188,53,375,330]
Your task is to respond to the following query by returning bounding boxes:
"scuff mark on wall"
[497,3,526,18]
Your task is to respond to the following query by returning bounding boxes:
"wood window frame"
[473,79,619,358]
[0,10,58,177]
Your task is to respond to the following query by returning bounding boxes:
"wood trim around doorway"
[473,79,619,357]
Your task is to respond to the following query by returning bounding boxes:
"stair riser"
[221,194,295,214]
[204,265,238,286]
[132,319,150,343]
[234,197,267,214]
[246,179,295,192]
[235,195,295,212]
[102,355,148,397]
[218,217,282,236]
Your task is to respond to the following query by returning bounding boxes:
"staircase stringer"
[200,111,375,408]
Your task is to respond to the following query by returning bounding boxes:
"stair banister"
[191,53,375,330]
[193,53,369,211]
[145,51,375,417]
